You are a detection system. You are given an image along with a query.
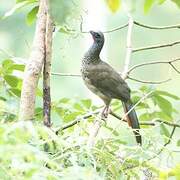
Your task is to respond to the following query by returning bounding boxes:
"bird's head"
[90,31,104,46]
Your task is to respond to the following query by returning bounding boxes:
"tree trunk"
[43,12,53,127]
[19,0,47,120]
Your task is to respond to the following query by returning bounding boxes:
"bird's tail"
[122,100,142,145]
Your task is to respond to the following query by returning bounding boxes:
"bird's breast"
[81,72,110,103]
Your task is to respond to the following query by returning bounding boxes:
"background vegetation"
[0,0,180,179]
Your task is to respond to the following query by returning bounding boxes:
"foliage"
[0,0,180,179]
[104,0,180,13]
[0,57,180,179]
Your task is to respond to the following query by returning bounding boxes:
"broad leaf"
[172,0,180,8]
[158,0,166,4]
[3,1,31,19]
[26,6,39,25]
[8,88,21,97]
[153,95,173,117]
[105,0,120,13]
[177,139,180,146]
[81,99,92,109]
[144,0,155,13]
[160,123,170,138]
[4,75,19,87]
[155,90,180,100]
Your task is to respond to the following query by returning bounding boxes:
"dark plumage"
[81,31,141,145]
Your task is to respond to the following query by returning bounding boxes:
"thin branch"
[43,10,54,127]
[55,108,180,135]
[127,76,171,84]
[147,126,176,161]
[51,72,173,85]
[128,58,180,75]
[122,15,134,79]
[55,110,99,134]
[134,21,180,30]
[132,41,180,53]
[103,23,128,33]
[169,62,180,74]
[79,15,128,34]
[111,112,180,128]
[51,72,81,77]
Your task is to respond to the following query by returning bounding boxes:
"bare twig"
[110,112,180,128]
[127,76,171,84]
[147,126,176,161]
[55,110,100,134]
[51,72,81,77]
[79,15,128,34]
[134,21,180,30]
[132,41,180,53]
[122,15,134,79]
[43,10,54,127]
[55,108,180,135]
[103,23,128,33]
[128,58,180,75]
[51,72,173,85]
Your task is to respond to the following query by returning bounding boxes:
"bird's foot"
[101,106,110,119]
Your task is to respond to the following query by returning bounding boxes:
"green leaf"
[0,96,7,101]
[73,103,84,112]
[153,95,173,117]
[8,88,21,97]
[171,0,180,8]
[58,26,74,35]
[155,90,180,100]
[144,0,155,13]
[11,64,25,71]
[81,99,92,109]
[2,1,31,19]
[158,0,166,4]
[105,0,121,13]
[160,123,170,138]
[177,139,180,146]
[139,113,151,121]
[59,98,70,104]
[2,59,13,68]
[64,112,82,122]
[26,6,39,25]
[4,75,19,87]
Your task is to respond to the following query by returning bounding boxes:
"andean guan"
[81,31,142,145]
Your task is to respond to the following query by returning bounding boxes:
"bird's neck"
[84,42,103,63]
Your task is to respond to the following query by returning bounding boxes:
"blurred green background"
[0,0,180,116]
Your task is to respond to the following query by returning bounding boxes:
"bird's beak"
[89,30,95,36]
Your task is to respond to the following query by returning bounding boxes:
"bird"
[81,30,142,145]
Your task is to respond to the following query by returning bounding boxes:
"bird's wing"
[86,61,131,102]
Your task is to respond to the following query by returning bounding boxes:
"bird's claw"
[101,106,110,119]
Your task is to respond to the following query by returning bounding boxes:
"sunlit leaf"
[3,1,31,19]
[59,98,70,104]
[144,0,155,13]
[11,64,25,71]
[81,99,91,109]
[4,75,19,87]
[160,123,170,138]
[105,0,120,13]
[155,90,180,100]
[26,6,38,25]
[153,95,172,117]
[8,88,21,97]
[171,0,180,8]
[176,139,180,146]
[158,0,166,4]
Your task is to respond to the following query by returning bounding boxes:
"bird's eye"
[95,33,100,38]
